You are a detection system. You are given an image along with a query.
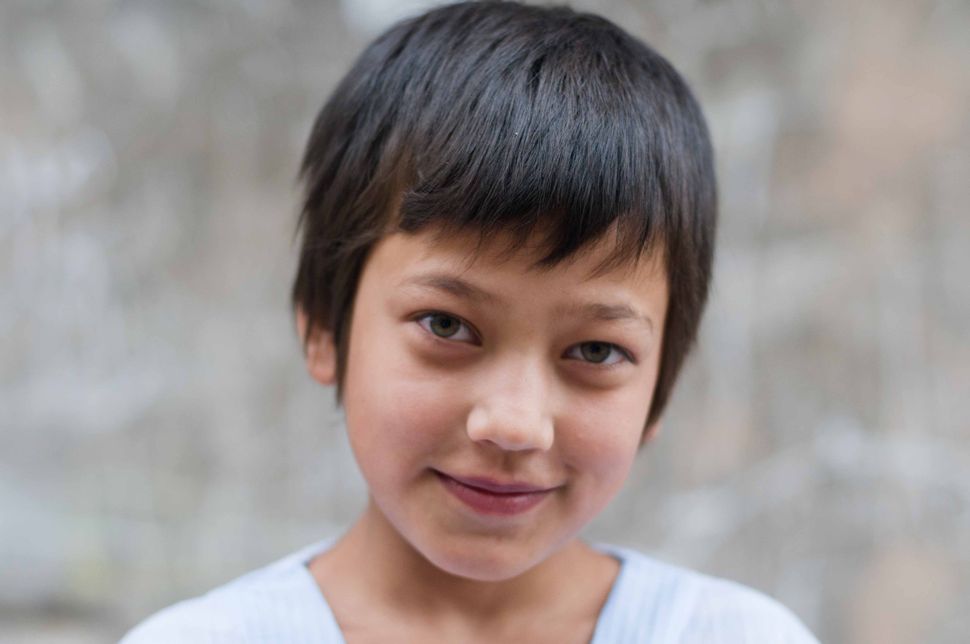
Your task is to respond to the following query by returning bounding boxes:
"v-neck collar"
[291,537,632,644]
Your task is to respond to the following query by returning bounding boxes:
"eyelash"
[412,311,636,369]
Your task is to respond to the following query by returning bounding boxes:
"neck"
[313,496,608,627]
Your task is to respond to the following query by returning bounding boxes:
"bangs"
[394,89,668,277]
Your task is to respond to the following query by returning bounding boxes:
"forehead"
[365,226,668,312]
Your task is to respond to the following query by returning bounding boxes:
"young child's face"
[305,225,668,581]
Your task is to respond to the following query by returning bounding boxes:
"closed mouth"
[433,469,555,516]
[432,470,558,494]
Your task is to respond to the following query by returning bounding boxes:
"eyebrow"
[567,301,655,334]
[398,272,654,333]
[399,273,497,304]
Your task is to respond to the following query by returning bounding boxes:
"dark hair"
[292,0,717,434]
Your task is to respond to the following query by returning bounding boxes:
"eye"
[415,312,478,343]
[565,342,633,369]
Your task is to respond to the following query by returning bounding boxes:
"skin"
[298,224,669,642]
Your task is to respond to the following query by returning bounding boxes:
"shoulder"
[596,544,819,644]
[677,570,819,643]
[119,593,240,643]
[120,540,340,643]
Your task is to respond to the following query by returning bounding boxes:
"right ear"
[296,306,337,386]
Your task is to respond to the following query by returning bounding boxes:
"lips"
[433,470,558,516]
[444,473,555,494]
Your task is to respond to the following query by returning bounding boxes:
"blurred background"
[2,0,968,641]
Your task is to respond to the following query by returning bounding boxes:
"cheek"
[561,389,647,484]
[343,331,467,478]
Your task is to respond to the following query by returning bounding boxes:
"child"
[122,2,818,642]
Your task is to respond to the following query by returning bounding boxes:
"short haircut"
[292,0,717,434]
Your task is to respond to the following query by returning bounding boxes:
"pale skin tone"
[298,225,668,643]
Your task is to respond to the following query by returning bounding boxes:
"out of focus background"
[2,0,968,641]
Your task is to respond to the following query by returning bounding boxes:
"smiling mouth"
[433,470,556,516]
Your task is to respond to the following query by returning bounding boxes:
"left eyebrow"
[554,301,655,334]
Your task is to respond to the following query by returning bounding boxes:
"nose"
[465,360,555,452]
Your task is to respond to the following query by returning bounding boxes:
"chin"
[398,524,543,582]
[419,538,542,582]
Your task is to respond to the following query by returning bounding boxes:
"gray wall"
[3,0,968,642]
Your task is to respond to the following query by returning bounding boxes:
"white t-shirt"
[121,537,819,643]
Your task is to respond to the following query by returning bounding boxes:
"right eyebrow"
[397,273,499,304]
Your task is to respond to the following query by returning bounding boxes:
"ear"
[640,420,662,446]
[296,306,337,386]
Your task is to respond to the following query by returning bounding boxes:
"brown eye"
[429,313,461,338]
[580,342,612,363]
[415,312,476,343]
[567,341,632,369]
